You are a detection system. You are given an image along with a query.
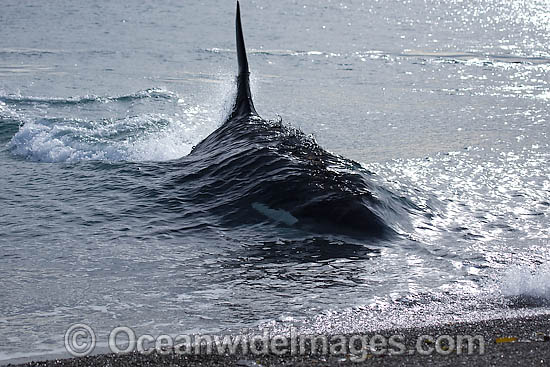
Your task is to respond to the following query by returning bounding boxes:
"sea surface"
[1,0,549,362]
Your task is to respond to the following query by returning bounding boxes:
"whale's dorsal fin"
[236,1,249,75]
[230,1,257,119]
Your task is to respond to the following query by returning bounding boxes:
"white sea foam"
[8,82,237,163]
[499,263,550,301]
[9,112,204,162]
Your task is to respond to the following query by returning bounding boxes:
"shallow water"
[1,0,549,362]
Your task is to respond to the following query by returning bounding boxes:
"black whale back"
[182,2,411,238]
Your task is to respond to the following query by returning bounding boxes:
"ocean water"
[1,0,549,362]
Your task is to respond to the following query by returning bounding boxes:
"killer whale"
[184,2,407,238]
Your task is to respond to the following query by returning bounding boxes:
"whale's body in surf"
[183,2,405,238]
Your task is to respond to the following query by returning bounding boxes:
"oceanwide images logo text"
[65,323,485,362]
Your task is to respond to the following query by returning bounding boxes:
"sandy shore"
[7,313,550,366]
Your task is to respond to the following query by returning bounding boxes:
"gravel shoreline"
[7,313,550,366]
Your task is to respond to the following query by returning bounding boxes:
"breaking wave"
[4,86,235,162]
